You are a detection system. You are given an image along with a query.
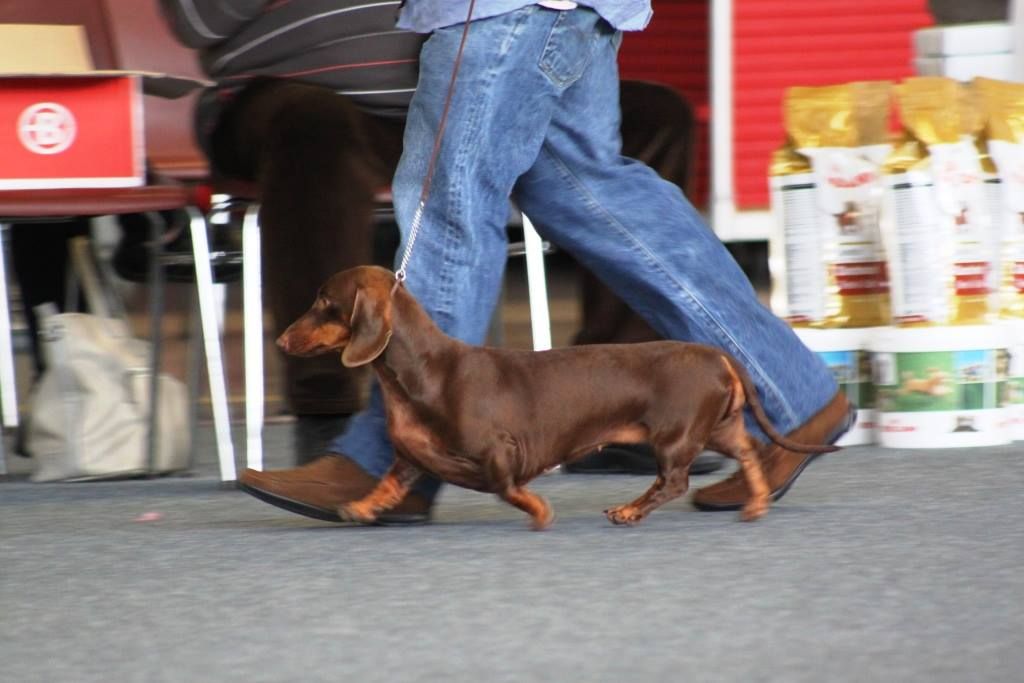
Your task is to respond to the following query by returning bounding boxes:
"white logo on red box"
[17,103,77,155]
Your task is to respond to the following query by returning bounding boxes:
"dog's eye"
[317,296,338,314]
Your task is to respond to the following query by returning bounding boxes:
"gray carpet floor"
[2,424,1023,683]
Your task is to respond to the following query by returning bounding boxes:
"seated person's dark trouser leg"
[10,220,91,378]
[207,80,405,456]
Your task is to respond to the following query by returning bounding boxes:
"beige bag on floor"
[27,311,190,482]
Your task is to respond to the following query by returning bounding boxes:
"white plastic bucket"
[867,325,1010,448]
[793,327,876,446]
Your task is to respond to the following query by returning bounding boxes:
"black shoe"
[564,444,725,475]
[293,414,350,466]
[14,419,31,458]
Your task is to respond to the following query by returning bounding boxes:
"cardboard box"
[913,22,1013,57]
[914,54,1016,82]
[0,24,210,190]
[0,75,144,189]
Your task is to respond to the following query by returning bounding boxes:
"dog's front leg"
[338,457,423,524]
[498,486,554,531]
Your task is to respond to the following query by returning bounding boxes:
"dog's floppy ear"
[341,286,392,367]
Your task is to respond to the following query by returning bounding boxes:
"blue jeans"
[330,6,839,500]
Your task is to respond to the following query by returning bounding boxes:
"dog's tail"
[724,354,842,455]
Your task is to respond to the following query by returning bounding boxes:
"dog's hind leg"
[712,418,771,521]
[730,437,770,521]
[604,440,701,526]
[498,487,554,531]
[338,457,423,524]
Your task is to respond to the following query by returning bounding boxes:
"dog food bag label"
[882,78,994,326]
[989,140,1024,312]
[787,82,893,328]
[974,78,1024,318]
[768,144,827,325]
[928,139,991,321]
[976,139,1006,298]
[883,163,950,324]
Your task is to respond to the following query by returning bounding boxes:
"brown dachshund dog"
[277,266,839,530]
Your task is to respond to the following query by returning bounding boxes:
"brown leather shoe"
[692,391,856,511]
[237,453,432,524]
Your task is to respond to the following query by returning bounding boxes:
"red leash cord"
[394,0,478,290]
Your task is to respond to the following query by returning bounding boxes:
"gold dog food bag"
[973,77,1024,319]
[881,77,994,326]
[786,81,893,328]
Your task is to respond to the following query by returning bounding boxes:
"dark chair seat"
[0,186,191,219]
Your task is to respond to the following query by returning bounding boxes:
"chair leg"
[521,213,552,352]
[0,221,9,473]
[241,203,264,471]
[187,206,237,482]
[0,414,6,477]
[0,223,20,431]
[185,289,203,471]
[145,211,166,476]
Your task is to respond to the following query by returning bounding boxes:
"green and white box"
[997,320,1024,441]
[869,325,1010,448]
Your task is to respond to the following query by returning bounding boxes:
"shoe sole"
[237,482,430,526]
[564,456,725,476]
[564,448,725,476]
[691,404,858,512]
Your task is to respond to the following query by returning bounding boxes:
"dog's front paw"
[529,507,555,531]
[604,504,645,526]
[338,501,379,524]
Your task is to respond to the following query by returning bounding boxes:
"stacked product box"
[914,22,1015,82]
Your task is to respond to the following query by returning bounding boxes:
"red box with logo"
[0,75,144,189]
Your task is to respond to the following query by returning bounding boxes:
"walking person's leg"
[223,83,432,521]
[253,83,404,458]
[239,7,578,518]
[239,5,853,519]
[509,10,853,508]
[333,5,586,488]
[208,80,400,456]
[345,5,851,508]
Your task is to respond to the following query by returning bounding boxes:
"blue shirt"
[397,1,652,33]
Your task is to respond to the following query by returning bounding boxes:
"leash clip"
[391,269,406,295]
[390,0,475,284]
